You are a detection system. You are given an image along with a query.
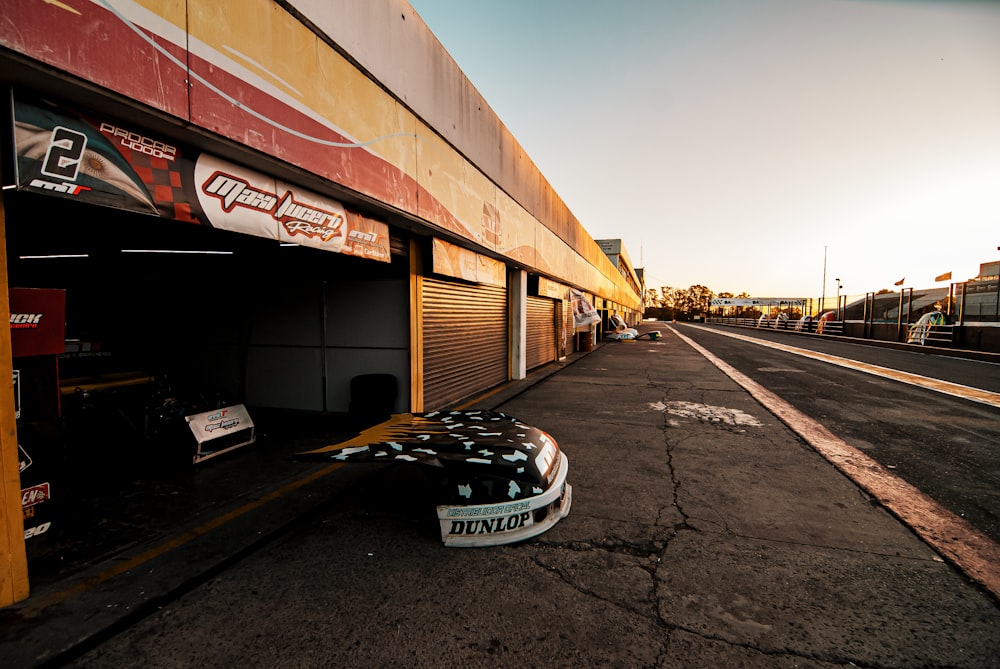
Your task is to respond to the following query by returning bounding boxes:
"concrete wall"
[287,0,617,293]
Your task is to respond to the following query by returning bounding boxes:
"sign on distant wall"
[11,94,390,262]
[537,277,565,300]
[432,238,506,287]
[597,240,621,255]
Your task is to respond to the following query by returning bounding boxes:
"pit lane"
[675,323,1000,548]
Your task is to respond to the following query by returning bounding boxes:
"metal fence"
[704,281,999,352]
[710,283,998,325]
[705,315,959,346]
[714,316,845,335]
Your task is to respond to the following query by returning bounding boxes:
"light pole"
[835,278,842,319]
[821,246,827,315]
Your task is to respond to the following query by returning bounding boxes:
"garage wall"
[243,274,409,413]
[325,279,409,413]
[244,285,326,411]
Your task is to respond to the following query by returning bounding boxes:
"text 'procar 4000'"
[293,410,572,547]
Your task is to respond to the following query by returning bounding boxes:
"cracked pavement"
[9,326,1000,668]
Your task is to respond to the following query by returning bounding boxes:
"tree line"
[643,285,731,321]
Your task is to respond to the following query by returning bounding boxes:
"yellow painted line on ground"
[689,325,1000,409]
[22,463,343,616]
[454,384,507,409]
[670,325,1000,600]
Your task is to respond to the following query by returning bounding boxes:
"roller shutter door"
[560,298,573,358]
[423,279,508,409]
[526,296,557,370]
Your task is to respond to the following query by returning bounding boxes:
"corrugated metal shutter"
[560,298,573,358]
[423,279,508,409]
[526,296,556,370]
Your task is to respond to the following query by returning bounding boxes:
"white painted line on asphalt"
[685,325,1000,409]
[668,325,1000,601]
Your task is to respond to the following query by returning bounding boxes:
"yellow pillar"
[0,187,31,606]
[408,238,423,412]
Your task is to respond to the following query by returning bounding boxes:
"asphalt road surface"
[677,323,1000,546]
[12,323,998,668]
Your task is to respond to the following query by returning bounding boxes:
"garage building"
[0,0,641,606]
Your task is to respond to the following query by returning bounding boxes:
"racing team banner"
[11,94,390,263]
[569,288,600,329]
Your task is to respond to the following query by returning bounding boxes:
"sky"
[407,0,1000,301]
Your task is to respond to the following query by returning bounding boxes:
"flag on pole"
[894,278,905,286]
[934,271,952,282]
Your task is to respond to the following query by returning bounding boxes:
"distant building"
[596,239,643,300]
[975,261,999,281]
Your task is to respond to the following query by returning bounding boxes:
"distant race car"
[758,313,788,329]
[906,311,948,345]
[293,410,572,547]
[605,313,639,340]
[815,310,837,334]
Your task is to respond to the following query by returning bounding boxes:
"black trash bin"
[349,373,398,428]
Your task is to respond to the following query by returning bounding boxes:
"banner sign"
[13,95,196,219]
[194,155,390,261]
[537,276,565,300]
[569,289,600,328]
[710,297,808,307]
[9,288,66,358]
[12,94,389,262]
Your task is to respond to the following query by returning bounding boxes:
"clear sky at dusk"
[408,0,1000,301]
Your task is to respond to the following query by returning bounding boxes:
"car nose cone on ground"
[293,410,572,547]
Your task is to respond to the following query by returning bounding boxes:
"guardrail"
[706,316,956,346]
[705,317,838,337]
[905,323,955,346]
[701,316,1000,353]
[710,316,845,335]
